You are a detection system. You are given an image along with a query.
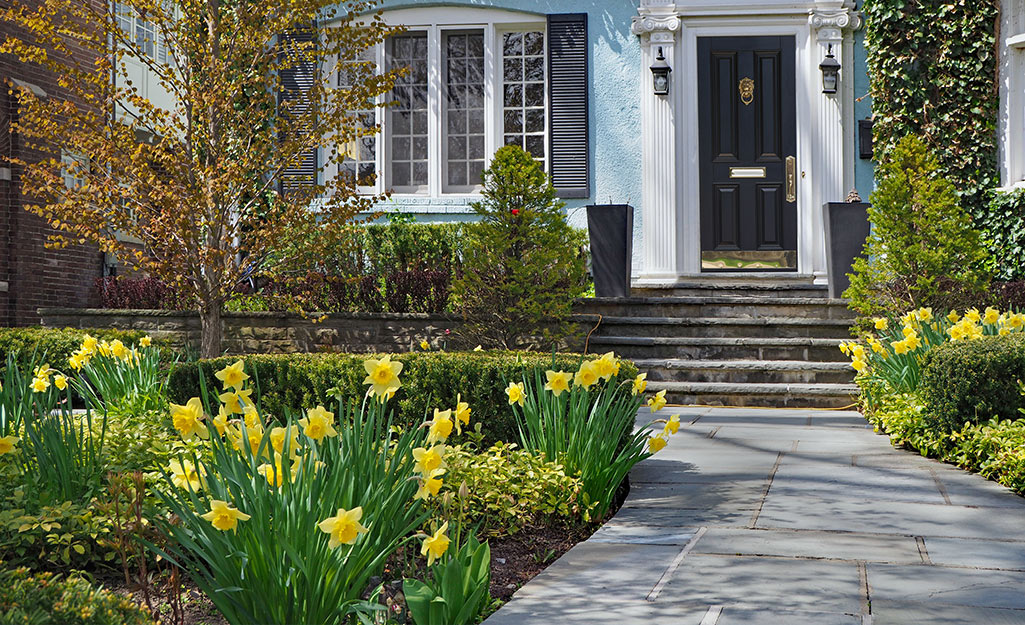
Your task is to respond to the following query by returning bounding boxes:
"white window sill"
[997,180,1025,192]
[1007,33,1025,48]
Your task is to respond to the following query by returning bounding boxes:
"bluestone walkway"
[483,407,1025,625]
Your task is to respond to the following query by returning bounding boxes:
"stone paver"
[483,407,1025,624]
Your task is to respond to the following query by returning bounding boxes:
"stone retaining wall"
[38,308,463,354]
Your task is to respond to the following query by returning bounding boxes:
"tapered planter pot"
[823,201,871,299]
[586,204,634,298]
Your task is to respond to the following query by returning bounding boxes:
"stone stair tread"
[580,295,851,306]
[586,315,853,326]
[648,381,860,396]
[591,336,846,347]
[630,358,852,371]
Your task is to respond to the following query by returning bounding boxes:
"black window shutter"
[547,13,589,199]
[278,27,318,195]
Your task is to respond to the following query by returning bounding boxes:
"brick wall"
[0,0,106,327]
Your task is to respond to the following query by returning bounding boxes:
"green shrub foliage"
[977,189,1025,281]
[452,146,588,349]
[863,0,999,220]
[845,135,989,315]
[0,567,153,625]
[0,327,158,374]
[919,334,1025,434]
[167,352,638,445]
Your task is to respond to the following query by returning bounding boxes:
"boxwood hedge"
[167,351,639,445]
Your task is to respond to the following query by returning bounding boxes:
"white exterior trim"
[633,0,860,284]
[999,0,1025,188]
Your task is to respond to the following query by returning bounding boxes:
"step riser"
[579,303,854,319]
[595,343,846,362]
[595,323,851,339]
[642,367,854,385]
[658,391,857,409]
[630,288,828,299]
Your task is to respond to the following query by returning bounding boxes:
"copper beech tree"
[1,0,400,356]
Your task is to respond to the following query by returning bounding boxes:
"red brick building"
[0,5,106,327]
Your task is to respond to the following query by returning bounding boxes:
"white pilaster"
[632,9,681,284]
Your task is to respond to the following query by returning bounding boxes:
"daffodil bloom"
[68,353,83,371]
[420,340,430,350]
[243,403,261,427]
[663,415,681,435]
[414,468,446,501]
[903,332,921,351]
[201,500,250,532]
[851,358,868,373]
[948,323,967,341]
[364,355,403,398]
[850,344,866,360]
[873,317,888,330]
[593,352,619,380]
[97,340,112,357]
[169,459,203,491]
[917,307,933,322]
[892,339,909,355]
[110,339,129,360]
[240,422,265,456]
[139,336,152,347]
[318,507,368,548]
[967,323,984,340]
[506,381,525,406]
[427,409,454,444]
[53,375,67,391]
[412,445,447,475]
[984,307,1000,325]
[870,338,885,354]
[258,455,293,488]
[30,376,49,393]
[34,364,52,379]
[170,397,210,441]
[544,370,572,396]
[212,407,229,437]
[422,522,450,566]
[947,310,960,323]
[632,373,648,395]
[0,435,19,455]
[966,308,981,323]
[214,360,249,391]
[1012,314,1025,330]
[648,435,668,453]
[901,325,915,338]
[648,389,667,413]
[299,405,337,442]
[473,345,483,351]
[573,361,599,389]
[839,342,850,356]
[1000,326,1011,336]
[453,395,471,435]
[82,334,98,354]
[270,426,299,456]
[219,388,254,415]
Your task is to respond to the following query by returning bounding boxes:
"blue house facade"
[336,0,875,285]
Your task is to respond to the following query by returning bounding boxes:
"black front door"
[698,36,797,271]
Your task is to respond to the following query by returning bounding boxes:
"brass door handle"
[785,156,796,203]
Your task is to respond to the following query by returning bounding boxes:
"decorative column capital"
[809,8,863,45]
[631,13,681,44]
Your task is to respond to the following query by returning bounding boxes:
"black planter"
[586,204,634,298]
[822,201,871,299]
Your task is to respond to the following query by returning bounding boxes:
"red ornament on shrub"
[511,209,519,216]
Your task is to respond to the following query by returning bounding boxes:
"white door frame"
[632,1,860,285]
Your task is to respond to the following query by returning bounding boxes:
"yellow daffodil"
[140,336,152,347]
[632,373,648,395]
[506,381,525,406]
[903,332,921,351]
[412,445,447,476]
[68,353,83,371]
[869,338,885,354]
[170,397,210,440]
[648,389,667,413]
[947,310,960,323]
[299,405,337,442]
[664,415,681,435]
[984,307,1000,325]
[918,307,933,322]
[318,507,368,548]
[850,344,866,359]
[967,323,984,340]
[420,340,430,350]
[201,500,250,532]
[851,358,868,373]
[873,317,888,330]
[427,409,454,444]
[1000,326,1011,336]
[901,325,915,337]
[892,339,909,355]
[363,355,403,398]
[214,360,249,391]
[269,425,299,457]
[593,352,620,380]
[453,395,471,435]
[53,375,67,391]
[648,435,668,453]
[258,455,294,488]
[30,376,49,393]
[573,361,599,389]
[219,388,254,415]
[966,308,981,323]
[544,370,572,396]
[900,311,917,327]
[1012,314,1025,330]
[422,521,450,566]
[0,435,19,455]
[243,403,261,427]
[110,339,129,360]
[34,364,52,379]
[212,407,229,437]
[839,342,851,356]
[169,459,203,491]
[82,334,98,354]
[414,468,446,501]
[473,345,483,352]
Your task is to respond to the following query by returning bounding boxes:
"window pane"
[443,31,485,191]
[338,47,377,189]
[502,30,547,170]
[388,33,429,190]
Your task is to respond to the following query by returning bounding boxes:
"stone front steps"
[575,279,857,408]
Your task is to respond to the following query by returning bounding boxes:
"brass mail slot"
[729,167,766,179]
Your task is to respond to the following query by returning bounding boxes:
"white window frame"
[1001,0,1025,188]
[328,7,548,199]
[61,150,89,190]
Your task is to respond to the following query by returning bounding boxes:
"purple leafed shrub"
[95,276,192,310]
[385,270,450,314]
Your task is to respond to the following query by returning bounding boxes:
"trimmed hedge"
[0,567,153,625]
[167,351,639,444]
[0,327,163,373]
[920,334,1025,433]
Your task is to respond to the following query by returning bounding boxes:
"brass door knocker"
[739,77,754,106]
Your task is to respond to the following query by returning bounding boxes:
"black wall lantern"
[650,46,671,96]
[819,44,840,95]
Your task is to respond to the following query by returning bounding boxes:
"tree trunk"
[199,302,223,358]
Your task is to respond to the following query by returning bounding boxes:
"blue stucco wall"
[368,1,644,239]
[852,4,875,199]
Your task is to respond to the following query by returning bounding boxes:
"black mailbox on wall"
[858,119,874,159]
